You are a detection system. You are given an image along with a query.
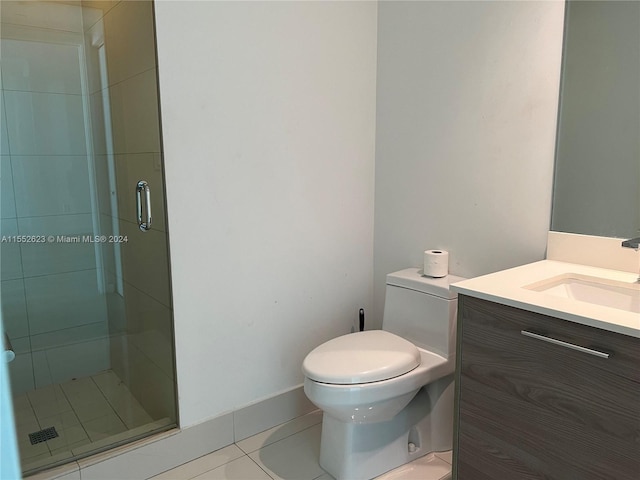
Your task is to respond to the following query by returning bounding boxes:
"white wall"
[155,0,566,427]
[372,0,565,327]
[154,1,378,427]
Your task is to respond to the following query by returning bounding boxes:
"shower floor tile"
[12,393,33,412]
[38,410,81,432]
[14,407,40,431]
[83,412,127,442]
[92,370,153,428]
[29,384,72,421]
[66,396,114,423]
[44,424,90,452]
[12,369,159,474]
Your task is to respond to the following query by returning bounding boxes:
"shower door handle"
[136,180,152,231]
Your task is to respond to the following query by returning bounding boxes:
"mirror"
[551,0,639,239]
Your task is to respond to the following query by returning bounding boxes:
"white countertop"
[451,260,640,338]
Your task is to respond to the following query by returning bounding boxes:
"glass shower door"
[0,0,177,475]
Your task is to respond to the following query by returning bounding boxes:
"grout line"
[234,409,322,455]
[242,419,323,456]
[2,88,84,96]
[434,451,452,465]
[120,271,173,309]
[90,372,127,426]
[244,454,277,480]
[13,266,100,281]
[36,350,53,400]
[157,445,244,480]
[59,378,92,452]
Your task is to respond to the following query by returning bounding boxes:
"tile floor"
[150,410,453,480]
[14,370,168,475]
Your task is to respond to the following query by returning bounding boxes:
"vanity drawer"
[459,295,640,383]
[454,295,640,480]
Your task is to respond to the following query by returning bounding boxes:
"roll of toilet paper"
[423,250,449,278]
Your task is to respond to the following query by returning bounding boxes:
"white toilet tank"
[382,268,466,359]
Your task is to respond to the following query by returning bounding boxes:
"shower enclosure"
[0,0,177,475]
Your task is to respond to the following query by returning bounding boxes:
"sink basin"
[525,274,640,314]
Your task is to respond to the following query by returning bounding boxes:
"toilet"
[302,268,465,480]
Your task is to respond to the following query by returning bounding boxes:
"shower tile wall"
[0,2,108,395]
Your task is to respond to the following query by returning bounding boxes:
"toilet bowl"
[304,332,453,424]
[302,268,465,480]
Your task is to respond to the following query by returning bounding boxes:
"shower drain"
[29,426,59,445]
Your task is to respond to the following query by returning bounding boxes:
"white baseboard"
[233,384,316,442]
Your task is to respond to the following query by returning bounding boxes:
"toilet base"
[318,375,454,480]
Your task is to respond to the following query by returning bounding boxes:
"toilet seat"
[302,330,420,385]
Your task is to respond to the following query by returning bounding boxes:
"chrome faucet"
[621,237,640,250]
[622,237,640,282]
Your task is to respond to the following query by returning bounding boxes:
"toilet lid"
[302,330,420,385]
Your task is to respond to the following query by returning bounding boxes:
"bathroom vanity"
[451,258,640,480]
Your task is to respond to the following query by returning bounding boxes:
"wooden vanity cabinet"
[453,295,640,480]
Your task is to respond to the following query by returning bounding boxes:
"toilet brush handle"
[359,309,365,332]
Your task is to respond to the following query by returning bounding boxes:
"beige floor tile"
[14,370,161,474]
[248,424,324,480]
[60,376,105,405]
[25,384,56,406]
[93,370,153,428]
[12,393,32,412]
[16,419,43,447]
[22,449,75,474]
[191,456,272,480]
[375,453,451,480]
[50,438,92,457]
[434,450,452,465]
[69,396,115,423]
[21,451,53,470]
[14,407,39,430]
[27,383,67,405]
[151,445,246,480]
[44,424,90,452]
[16,427,40,451]
[60,376,98,396]
[117,403,154,429]
[83,412,127,442]
[236,410,322,454]
[14,388,448,480]
[32,400,73,423]
[18,437,50,460]
[39,410,81,431]
[29,385,73,421]
[91,370,122,398]
[51,437,92,456]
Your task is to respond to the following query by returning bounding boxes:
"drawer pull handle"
[521,330,610,359]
